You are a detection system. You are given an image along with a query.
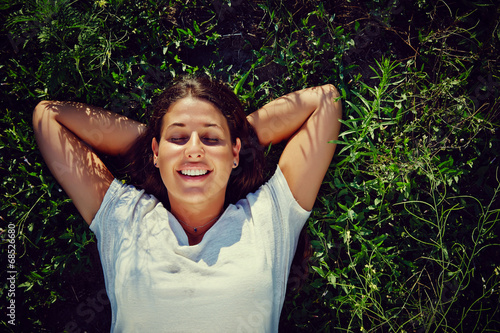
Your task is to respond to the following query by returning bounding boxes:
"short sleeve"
[263,165,311,244]
[89,179,124,235]
[89,179,161,328]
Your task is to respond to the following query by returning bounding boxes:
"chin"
[173,188,226,205]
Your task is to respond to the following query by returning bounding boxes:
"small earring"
[233,161,238,167]
[154,162,157,167]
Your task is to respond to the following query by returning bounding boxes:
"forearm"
[247,84,340,146]
[34,101,145,156]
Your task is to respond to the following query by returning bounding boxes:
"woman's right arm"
[32,101,145,225]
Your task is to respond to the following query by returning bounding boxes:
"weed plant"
[1,0,499,332]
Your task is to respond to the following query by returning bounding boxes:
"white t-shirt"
[90,166,310,333]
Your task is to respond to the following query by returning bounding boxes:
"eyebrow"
[166,122,223,130]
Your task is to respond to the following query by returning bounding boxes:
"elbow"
[33,100,50,117]
[324,83,341,99]
[33,101,45,129]
[32,101,56,133]
[322,84,342,117]
[33,100,54,114]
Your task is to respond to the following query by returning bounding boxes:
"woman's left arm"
[247,84,342,211]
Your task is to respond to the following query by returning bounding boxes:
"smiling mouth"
[179,169,210,177]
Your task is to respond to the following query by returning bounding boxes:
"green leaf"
[233,65,254,95]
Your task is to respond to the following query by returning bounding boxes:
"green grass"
[1,0,499,332]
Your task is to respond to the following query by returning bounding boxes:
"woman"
[33,76,342,332]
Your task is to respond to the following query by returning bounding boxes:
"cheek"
[158,143,181,158]
[156,146,180,177]
[214,148,236,165]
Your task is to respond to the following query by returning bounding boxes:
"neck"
[170,198,224,244]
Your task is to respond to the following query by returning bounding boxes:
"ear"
[232,138,241,165]
[152,137,159,164]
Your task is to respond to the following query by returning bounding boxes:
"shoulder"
[247,166,310,211]
[242,166,311,234]
[89,179,160,231]
[101,179,157,209]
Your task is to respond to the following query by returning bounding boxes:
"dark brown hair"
[124,75,265,207]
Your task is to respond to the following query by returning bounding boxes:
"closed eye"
[202,137,220,145]
[168,137,188,144]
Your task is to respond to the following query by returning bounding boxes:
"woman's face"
[152,96,241,208]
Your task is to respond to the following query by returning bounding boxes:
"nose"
[185,132,204,159]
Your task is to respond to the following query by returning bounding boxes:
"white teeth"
[180,169,208,176]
